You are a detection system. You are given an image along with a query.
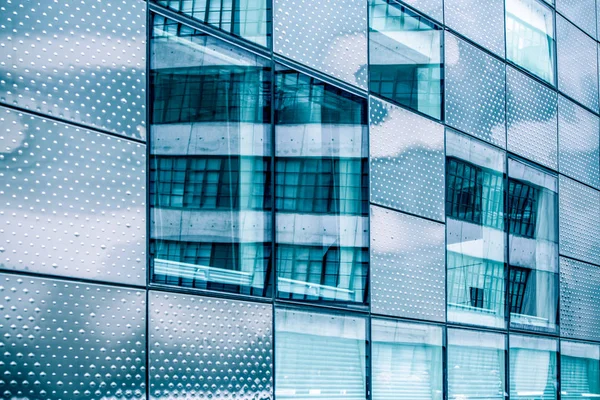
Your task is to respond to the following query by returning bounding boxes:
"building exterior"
[1,0,600,399]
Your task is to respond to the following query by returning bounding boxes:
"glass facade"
[3,0,600,399]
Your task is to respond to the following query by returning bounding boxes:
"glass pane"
[150,15,272,296]
[510,335,558,400]
[561,341,600,399]
[506,0,555,85]
[275,308,367,400]
[372,319,443,400]
[155,0,271,47]
[508,159,558,333]
[368,0,443,119]
[275,66,369,306]
[447,328,506,400]
[446,129,506,329]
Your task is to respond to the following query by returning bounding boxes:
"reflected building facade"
[1,0,600,399]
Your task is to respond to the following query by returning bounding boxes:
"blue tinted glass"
[561,341,600,399]
[510,335,558,400]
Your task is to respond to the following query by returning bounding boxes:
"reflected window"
[447,328,506,400]
[561,341,600,399]
[149,15,272,296]
[368,0,443,119]
[446,129,506,328]
[510,335,557,400]
[275,308,367,400]
[372,319,443,400]
[155,0,271,47]
[508,159,558,333]
[275,67,369,306]
[506,0,555,85]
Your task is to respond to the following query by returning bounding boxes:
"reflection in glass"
[506,0,555,85]
[150,15,272,296]
[561,341,600,399]
[275,67,369,305]
[275,308,367,400]
[446,129,506,328]
[368,0,443,119]
[155,0,271,47]
[508,159,558,333]
[372,319,443,400]
[510,334,557,400]
[447,328,506,400]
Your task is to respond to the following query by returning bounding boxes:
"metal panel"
[402,0,444,22]
[559,176,600,266]
[558,96,600,188]
[0,0,147,140]
[445,33,506,148]
[557,15,599,113]
[0,106,147,285]
[0,272,147,400]
[560,257,600,341]
[506,67,558,170]
[273,0,368,89]
[556,0,597,39]
[444,0,505,57]
[370,97,445,222]
[371,205,446,322]
[149,291,273,399]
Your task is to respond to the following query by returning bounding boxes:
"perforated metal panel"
[445,33,506,148]
[149,292,273,400]
[370,97,445,222]
[559,176,600,266]
[556,0,597,39]
[558,96,600,188]
[0,106,147,285]
[0,273,147,400]
[371,205,446,322]
[557,15,599,113]
[0,0,147,140]
[402,0,443,22]
[560,257,600,341]
[444,0,505,57]
[273,0,368,89]
[506,67,558,170]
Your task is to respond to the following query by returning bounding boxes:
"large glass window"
[446,129,506,328]
[508,159,558,333]
[372,319,443,400]
[275,307,367,400]
[275,67,369,306]
[506,0,555,85]
[510,334,558,400]
[561,341,600,399]
[368,0,443,119]
[149,15,272,296]
[447,328,506,400]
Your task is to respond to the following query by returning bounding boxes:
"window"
[368,0,443,119]
[510,335,557,400]
[446,129,506,329]
[506,0,555,84]
[561,341,600,399]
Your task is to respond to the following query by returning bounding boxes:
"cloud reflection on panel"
[0,106,146,285]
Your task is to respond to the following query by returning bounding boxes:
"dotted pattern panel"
[0,273,147,400]
[560,257,600,341]
[559,176,600,266]
[445,33,506,148]
[371,205,446,322]
[402,0,443,22]
[273,0,368,89]
[0,0,147,140]
[556,0,597,39]
[558,96,600,189]
[149,291,273,400]
[557,15,599,113]
[506,67,558,170]
[370,97,445,222]
[444,0,505,57]
[0,106,147,285]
